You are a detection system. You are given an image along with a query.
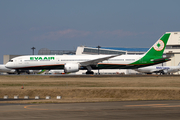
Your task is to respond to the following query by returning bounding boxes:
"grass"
[0,75,180,103]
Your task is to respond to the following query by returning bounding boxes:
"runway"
[1,100,180,120]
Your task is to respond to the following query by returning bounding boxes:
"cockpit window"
[9,60,13,62]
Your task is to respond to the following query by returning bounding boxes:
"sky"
[0,0,180,64]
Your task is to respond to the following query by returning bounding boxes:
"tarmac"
[1,100,180,120]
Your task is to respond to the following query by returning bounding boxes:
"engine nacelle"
[64,63,80,73]
[162,69,168,74]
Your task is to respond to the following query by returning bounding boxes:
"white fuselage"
[5,54,143,69]
[135,66,180,74]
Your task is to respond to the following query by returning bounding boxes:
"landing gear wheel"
[86,71,94,74]
[15,70,20,75]
[26,70,30,74]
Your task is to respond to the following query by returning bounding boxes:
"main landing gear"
[15,69,20,75]
[15,69,30,75]
[86,71,94,74]
[85,66,94,75]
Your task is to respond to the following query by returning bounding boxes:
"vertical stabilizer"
[131,33,171,65]
[144,33,171,57]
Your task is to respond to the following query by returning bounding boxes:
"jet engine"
[64,63,80,73]
[162,69,169,74]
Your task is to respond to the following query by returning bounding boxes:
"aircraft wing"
[80,54,120,66]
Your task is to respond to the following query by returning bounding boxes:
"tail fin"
[144,33,171,57]
[37,69,46,74]
[131,33,171,65]
[178,62,180,66]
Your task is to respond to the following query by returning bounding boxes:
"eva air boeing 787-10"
[5,32,171,74]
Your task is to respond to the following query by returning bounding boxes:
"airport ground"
[1,75,180,120]
[1,100,180,120]
[0,75,180,103]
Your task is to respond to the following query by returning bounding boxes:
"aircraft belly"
[97,62,161,69]
[15,64,64,70]
[97,64,138,69]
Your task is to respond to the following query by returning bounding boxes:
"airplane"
[134,63,180,75]
[0,64,16,74]
[5,32,171,74]
[0,64,43,74]
[48,69,64,74]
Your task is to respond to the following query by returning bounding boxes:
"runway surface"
[1,100,180,120]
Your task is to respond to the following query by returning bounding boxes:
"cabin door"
[18,58,23,65]
[56,57,61,64]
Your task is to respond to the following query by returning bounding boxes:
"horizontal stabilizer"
[151,57,171,62]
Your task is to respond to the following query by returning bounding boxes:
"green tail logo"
[153,39,164,51]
